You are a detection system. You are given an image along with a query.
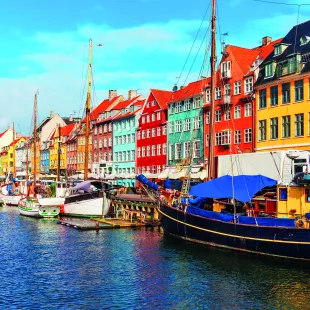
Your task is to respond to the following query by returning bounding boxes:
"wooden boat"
[137,0,310,261]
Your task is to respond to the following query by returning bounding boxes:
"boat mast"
[33,93,37,186]
[25,140,29,181]
[84,39,93,181]
[12,122,16,179]
[57,124,61,182]
[207,0,216,180]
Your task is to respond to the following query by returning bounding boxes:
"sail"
[189,174,277,202]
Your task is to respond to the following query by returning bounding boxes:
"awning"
[189,174,277,202]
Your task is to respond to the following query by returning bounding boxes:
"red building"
[66,132,78,176]
[91,91,124,175]
[136,89,172,174]
[204,36,281,163]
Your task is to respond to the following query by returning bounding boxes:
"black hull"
[159,204,310,261]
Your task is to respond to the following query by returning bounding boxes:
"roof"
[9,137,24,146]
[168,78,211,103]
[86,96,122,122]
[60,123,75,137]
[0,129,8,139]
[150,89,173,109]
[112,101,143,121]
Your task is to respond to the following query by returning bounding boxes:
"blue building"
[40,140,50,175]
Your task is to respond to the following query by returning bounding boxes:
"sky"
[0,0,309,134]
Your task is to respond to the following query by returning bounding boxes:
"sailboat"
[60,39,112,217]
[18,92,64,218]
[137,0,310,261]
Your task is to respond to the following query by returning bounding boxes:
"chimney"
[109,90,118,100]
[128,90,137,100]
[262,36,272,46]
[69,113,73,122]
[50,110,54,118]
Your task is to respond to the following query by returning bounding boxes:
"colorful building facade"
[136,89,172,174]
[113,102,143,186]
[255,21,310,152]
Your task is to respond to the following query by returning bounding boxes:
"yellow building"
[49,123,76,176]
[255,21,310,152]
[0,137,26,176]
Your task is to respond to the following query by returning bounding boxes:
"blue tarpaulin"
[189,175,277,203]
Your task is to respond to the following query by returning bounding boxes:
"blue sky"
[0,0,309,134]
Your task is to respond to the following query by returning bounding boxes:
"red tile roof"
[60,123,75,137]
[0,129,8,139]
[150,89,173,109]
[168,78,211,103]
[9,137,24,146]
[112,101,144,121]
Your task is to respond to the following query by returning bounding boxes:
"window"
[258,120,266,141]
[224,84,231,95]
[138,147,141,158]
[163,125,167,135]
[265,63,274,77]
[152,128,156,137]
[142,130,145,139]
[152,145,156,156]
[193,116,200,129]
[137,130,140,140]
[215,132,221,146]
[157,127,161,136]
[169,144,174,160]
[157,165,161,173]
[244,77,253,94]
[175,143,182,159]
[169,103,174,114]
[270,117,278,140]
[245,128,252,143]
[234,105,241,119]
[221,130,231,145]
[147,115,150,123]
[274,45,282,56]
[163,143,167,155]
[147,129,150,138]
[157,111,161,120]
[184,118,190,131]
[259,89,267,109]
[152,113,155,121]
[183,142,190,158]
[147,146,150,156]
[279,188,288,201]
[295,80,304,102]
[193,141,200,158]
[206,112,210,124]
[270,86,278,106]
[127,134,130,144]
[193,97,201,109]
[282,116,290,138]
[206,89,210,103]
[175,102,182,113]
[176,120,182,132]
[142,147,145,157]
[147,102,150,108]
[215,110,221,122]
[244,103,252,117]
[224,109,231,120]
[215,87,221,99]
[282,83,290,104]
[294,113,304,137]
[234,81,241,95]
[184,100,191,111]
[205,134,209,147]
[157,144,161,155]
[169,122,174,134]
[131,134,135,143]
[152,100,156,106]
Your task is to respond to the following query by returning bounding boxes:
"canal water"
[1,206,310,309]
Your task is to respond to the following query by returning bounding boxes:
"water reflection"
[0,206,309,309]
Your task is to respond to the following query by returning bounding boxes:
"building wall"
[168,95,204,166]
[136,93,167,174]
[256,75,310,151]
[67,139,77,175]
[113,115,137,186]
[0,129,13,149]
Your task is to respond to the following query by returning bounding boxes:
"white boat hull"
[0,195,22,206]
[62,197,110,217]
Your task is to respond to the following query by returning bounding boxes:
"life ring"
[296,219,304,228]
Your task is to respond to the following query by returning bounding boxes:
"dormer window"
[300,35,310,46]
[274,43,289,56]
[264,62,274,78]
